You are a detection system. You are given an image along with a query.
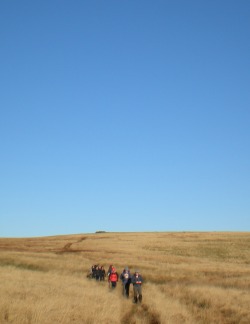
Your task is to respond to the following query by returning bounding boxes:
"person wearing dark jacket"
[107,264,113,277]
[99,266,105,281]
[131,270,143,303]
[91,265,97,279]
[95,265,101,281]
[120,266,132,298]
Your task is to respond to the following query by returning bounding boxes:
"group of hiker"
[89,264,143,304]
[90,264,106,281]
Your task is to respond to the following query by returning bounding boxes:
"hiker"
[95,265,101,281]
[108,266,119,289]
[131,270,143,303]
[107,264,113,277]
[99,266,106,281]
[91,265,97,279]
[120,266,132,298]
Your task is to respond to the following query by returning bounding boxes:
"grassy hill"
[1,232,250,323]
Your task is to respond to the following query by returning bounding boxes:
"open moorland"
[0,232,250,323]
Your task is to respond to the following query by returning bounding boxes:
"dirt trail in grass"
[1,233,250,323]
[121,303,161,324]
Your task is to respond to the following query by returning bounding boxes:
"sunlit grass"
[0,232,250,323]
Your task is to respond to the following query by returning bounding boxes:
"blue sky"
[1,1,249,237]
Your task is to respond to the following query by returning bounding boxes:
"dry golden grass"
[0,232,250,323]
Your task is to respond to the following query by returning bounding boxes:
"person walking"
[131,270,143,303]
[95,265,101,281]
[99,265,105,281]
[91,264,97,279]
[120,266,132,298]
[107,264,113,277]
[108,266,119,289]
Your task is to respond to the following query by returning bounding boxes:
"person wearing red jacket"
[108,267,119,289]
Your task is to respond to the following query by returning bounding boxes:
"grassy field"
[0,232,250,323]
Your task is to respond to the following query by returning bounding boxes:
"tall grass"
[0,232,250,323]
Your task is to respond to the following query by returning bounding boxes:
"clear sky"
[1,1,249,237]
